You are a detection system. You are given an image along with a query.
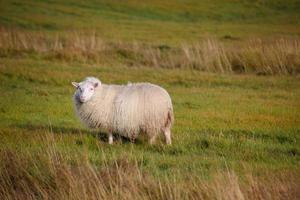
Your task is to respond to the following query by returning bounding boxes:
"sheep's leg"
[108,133,113,144]
[149,135,157,145]
[164,128,172,145]
[130,136,136,143]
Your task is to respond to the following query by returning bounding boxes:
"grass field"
[0,0,300,199]
[1,58,299,199]
[1,0,300,42]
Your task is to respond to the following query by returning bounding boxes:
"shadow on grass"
[15,123,90,134]
[14,123,135,144]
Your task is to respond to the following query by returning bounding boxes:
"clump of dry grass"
[232,38,300,75]
[0,146,299,200]
[132,38,300,75]
[0,28,109,63]
[0,28,299,74]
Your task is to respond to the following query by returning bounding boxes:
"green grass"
[1,0,300,43]
[1,57,299,180]
[0,1,300,198]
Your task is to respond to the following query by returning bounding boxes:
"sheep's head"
[72,77,101,103]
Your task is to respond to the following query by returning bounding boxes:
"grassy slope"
[0,0,300,43]
[0,58,299,179]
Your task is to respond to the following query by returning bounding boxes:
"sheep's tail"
[165,107,174,129]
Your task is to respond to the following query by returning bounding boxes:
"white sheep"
[71,77,174,145]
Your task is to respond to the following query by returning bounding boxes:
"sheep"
[71,77,174,145]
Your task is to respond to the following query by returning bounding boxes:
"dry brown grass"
[0,28,299,75]
[0,146,299,200]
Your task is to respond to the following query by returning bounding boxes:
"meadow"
[0,0,300,199]
[1,0,300,42]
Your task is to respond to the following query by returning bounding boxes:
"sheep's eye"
[90,88,93,91]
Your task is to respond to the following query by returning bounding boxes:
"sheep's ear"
[94,82,100,88]
[72,82,79,88]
